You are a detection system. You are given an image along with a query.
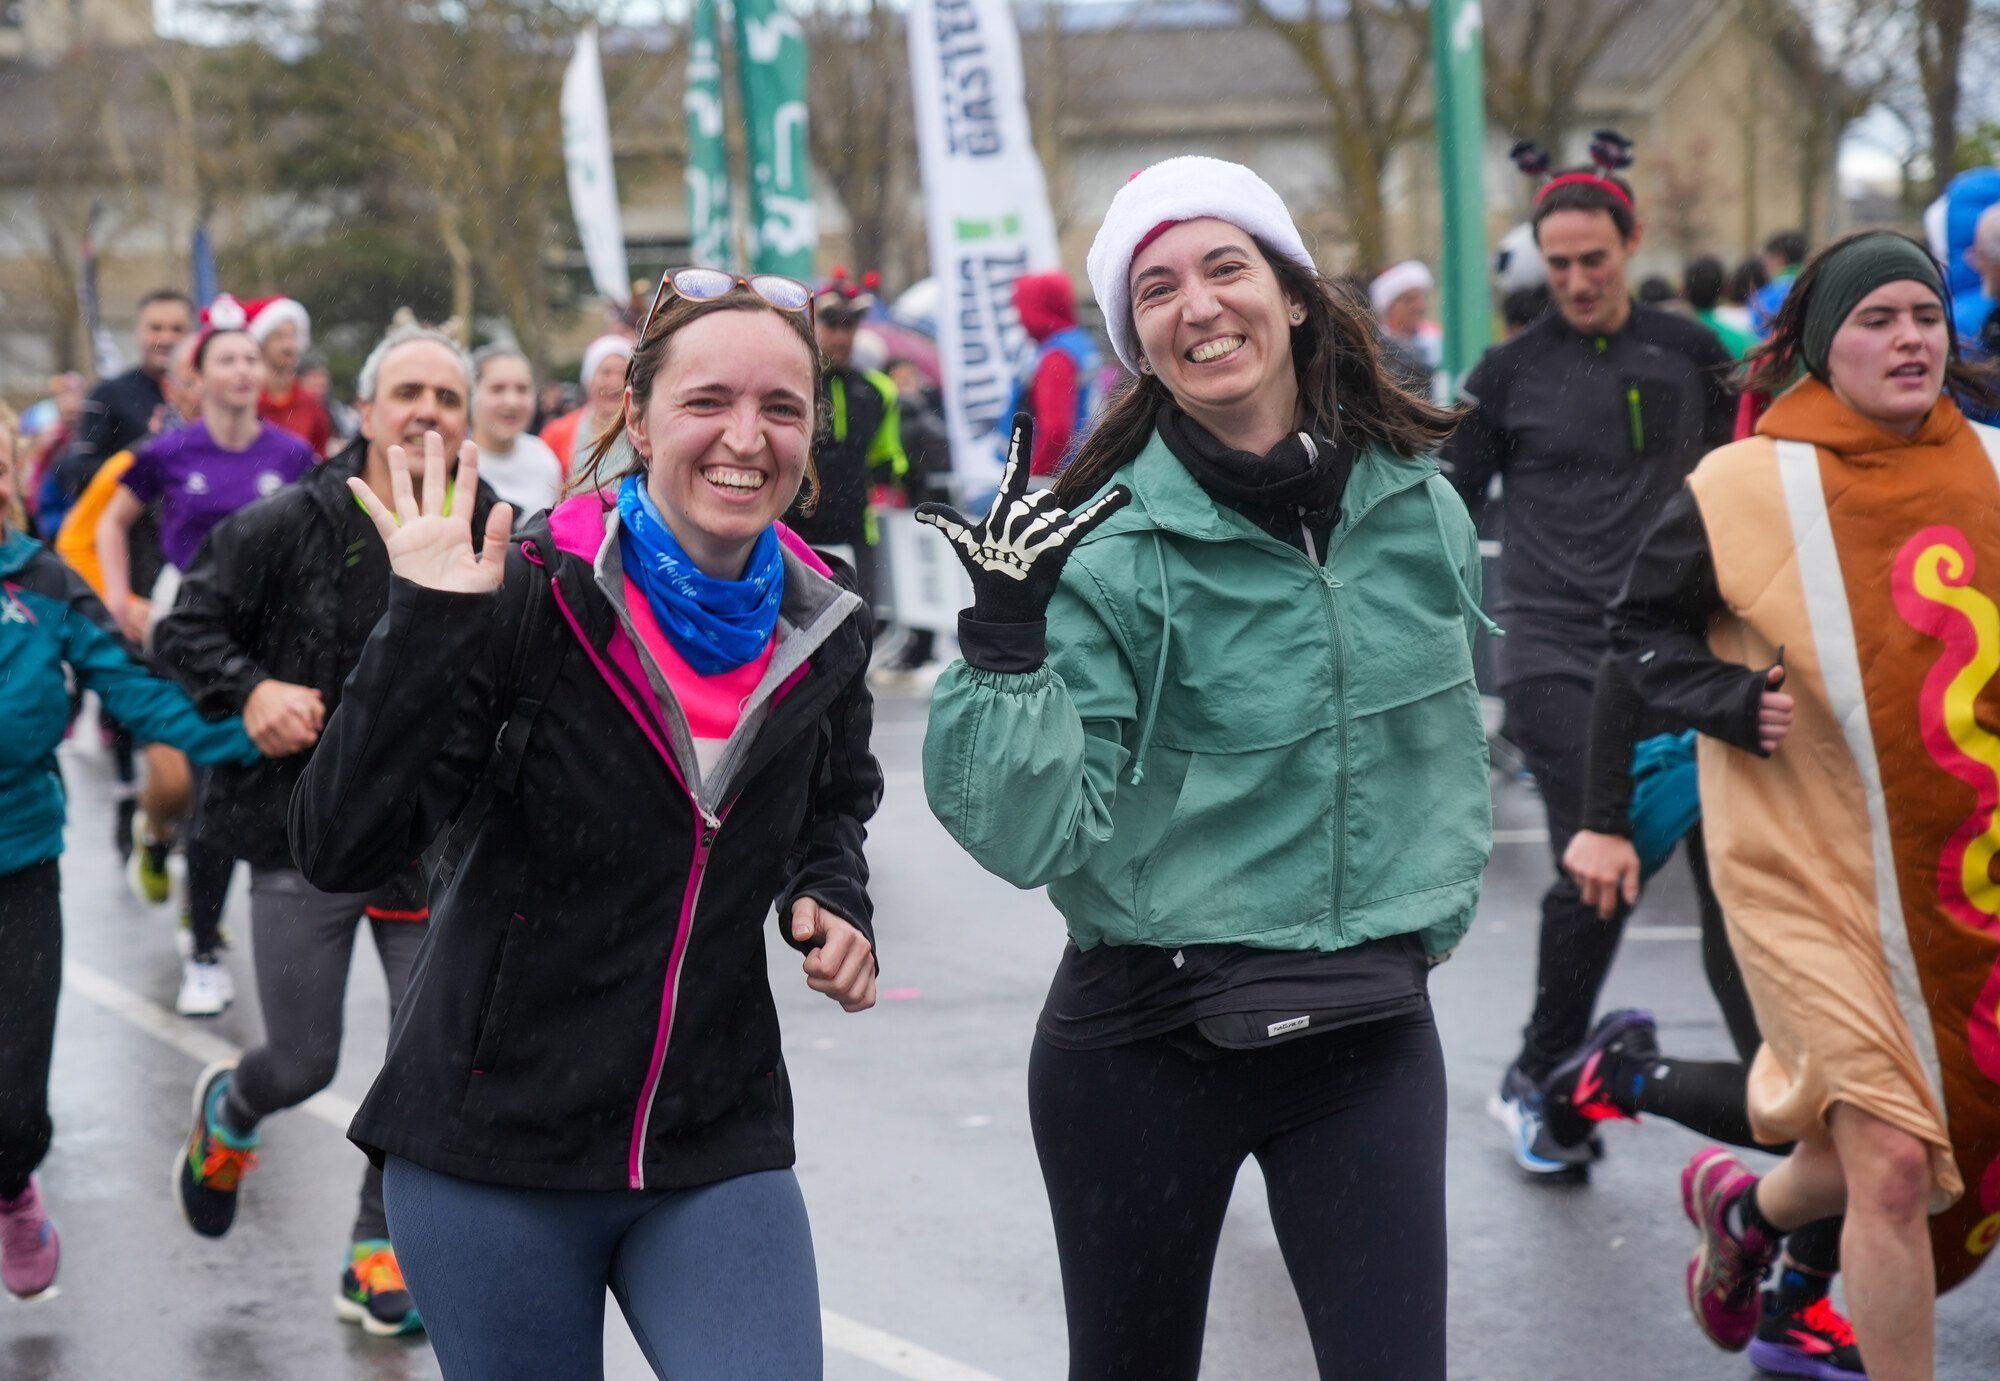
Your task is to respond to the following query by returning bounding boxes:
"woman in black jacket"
[289,271,881,1379]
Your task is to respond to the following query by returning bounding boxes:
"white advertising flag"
[562,26,631,304]
[907,0,1062,490]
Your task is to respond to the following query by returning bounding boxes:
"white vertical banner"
[562,26,632,304]
[907,0,1061,491]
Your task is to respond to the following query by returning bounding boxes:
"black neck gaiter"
[1156,403,1354,516]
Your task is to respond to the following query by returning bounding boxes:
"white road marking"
[62,958,999,1380]
[821,1310,1004,1381]
[62,961,358,1127]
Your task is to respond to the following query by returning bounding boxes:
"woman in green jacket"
[918,158,1492,1379]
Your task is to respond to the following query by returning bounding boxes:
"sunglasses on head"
[639,268,814,340]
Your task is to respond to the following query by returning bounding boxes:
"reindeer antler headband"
[1513,130,1635,211]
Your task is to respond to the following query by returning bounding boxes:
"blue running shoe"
[1488,1064,1593,1175]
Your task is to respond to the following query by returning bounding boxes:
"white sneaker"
[175,958,233,1017]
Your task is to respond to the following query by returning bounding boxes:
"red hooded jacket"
[1013,271,1084,476]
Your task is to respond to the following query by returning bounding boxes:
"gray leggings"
[383,1157,822,1379]
[227,866,425,1243]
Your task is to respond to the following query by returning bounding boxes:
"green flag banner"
[1430,0,1489,387]
[733,0,813,277]
[683,0,736,270]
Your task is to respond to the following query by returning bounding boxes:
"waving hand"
[914,413,1129,625]
[348,431,513,595]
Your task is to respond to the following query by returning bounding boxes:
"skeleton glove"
[915,413,1132,627]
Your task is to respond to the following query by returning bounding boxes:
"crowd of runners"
[0,140,1996,1380]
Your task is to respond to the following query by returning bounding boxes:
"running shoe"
[176,955,233,1017]
[126,812,172,906]
[1682,1147,1780,1351]
[337,1240,424,1337]
[1541,1008,1659,1149]
[0,1177,60,1301]
[1749,1292,1866,1378]
[1487,1064,1593,1175]
[175,1062,259,1238]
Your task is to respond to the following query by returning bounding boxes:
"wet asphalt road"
[6,685,1996,1380]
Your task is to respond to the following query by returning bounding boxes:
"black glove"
[915,413,1131,628]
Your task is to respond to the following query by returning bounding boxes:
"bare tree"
[1482,0,1658,159]
[1227,0,1429,268]
[1742,0,1902,240]
[1913,0,1973,196]
[0,46,166,375]
[314,0,610,356]
[801,0,924,288]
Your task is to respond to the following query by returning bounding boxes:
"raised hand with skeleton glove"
[914,413,1130,666]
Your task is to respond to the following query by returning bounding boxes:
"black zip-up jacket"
[1575,481,1778,837]
[784,364,900,549]
[1440,303,1735,686]
[154,441,499,868]
[288,497,881,1191]
[56,367,166,500]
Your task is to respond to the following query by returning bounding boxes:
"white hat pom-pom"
[206,294,247,332]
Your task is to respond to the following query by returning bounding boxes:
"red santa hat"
[1086,156,1315,374]
[193,292,251,366]
[239,295,312,351]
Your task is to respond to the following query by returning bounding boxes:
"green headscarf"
[1801,232,1947,377]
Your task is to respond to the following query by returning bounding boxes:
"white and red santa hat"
[195,292,312,364]
[1369,260,1434,318]
[241,295,311,350]
[1085,156,1316,375]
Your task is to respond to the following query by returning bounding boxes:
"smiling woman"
[920,155,1492,1380]
[287,276,883,1378]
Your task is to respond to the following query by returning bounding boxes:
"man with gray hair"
[152,320,499,1339]
[1970,203,2000,355]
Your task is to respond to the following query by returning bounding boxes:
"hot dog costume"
[1616,374,2000,1290]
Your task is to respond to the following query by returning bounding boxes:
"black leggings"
[185,767,234,957]
[1029,1008,1446,1381]
[0,862,62,1199]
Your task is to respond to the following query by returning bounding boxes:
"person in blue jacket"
[0,407,261,1303]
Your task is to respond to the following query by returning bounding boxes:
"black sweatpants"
[0,861,62,1199]
[1506,674,1645,1077]
[1029,1008,1447,1381]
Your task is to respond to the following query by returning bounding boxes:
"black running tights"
[0,861,61,1199]
[1029,1009,1446,1381]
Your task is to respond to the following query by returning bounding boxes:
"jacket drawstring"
[1425,480,1503,638]
[1128,534,1172,786]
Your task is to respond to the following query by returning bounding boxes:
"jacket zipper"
[1298,510,1347,943]
[627,800,726,1189]
[1319,556,1349,944]
[541,568,740,1191]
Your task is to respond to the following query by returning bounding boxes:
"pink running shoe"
[0,1177,60,1301]
[1682,1148,1778,1351]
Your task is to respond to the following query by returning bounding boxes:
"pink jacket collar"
[545,492,832,579]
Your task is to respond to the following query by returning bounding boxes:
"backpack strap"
[433,552,567,890]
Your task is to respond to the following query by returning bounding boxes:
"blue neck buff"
[616,474,784,676]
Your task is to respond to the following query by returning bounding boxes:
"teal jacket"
[0,530,257,876]
[924,431,1494,957]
